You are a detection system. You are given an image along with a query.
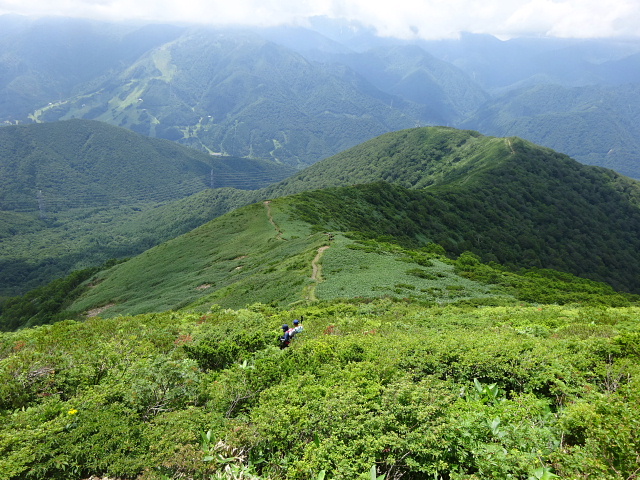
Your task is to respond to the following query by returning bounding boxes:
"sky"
[0,0,639,40]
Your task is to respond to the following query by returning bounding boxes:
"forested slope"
[5,126,640,325]
[58,128,640,320]
[0,119,292,298]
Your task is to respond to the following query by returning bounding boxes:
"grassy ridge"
[5,125,640,326]
[5,126,640,324]
[289,174,640,293]
[50,194,639,324]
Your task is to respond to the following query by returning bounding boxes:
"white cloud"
[0,0,638,39]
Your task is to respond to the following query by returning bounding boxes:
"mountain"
[3,15,639,177]
[0,118,292,211]
[28,27,421,167]
[461,83,640,178]
[28,126,638,322]
[0,119,293,298]
[0,16,186,121]
[420,33,640,91]
[321,45,489,125]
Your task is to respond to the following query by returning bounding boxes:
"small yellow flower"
[68,408,78,415]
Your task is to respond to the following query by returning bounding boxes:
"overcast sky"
[1,0,639,39]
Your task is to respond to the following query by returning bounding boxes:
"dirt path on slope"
[306,245,330,301]
[312,246,330,281]
[506,138,516,154]
[263,201,284,240]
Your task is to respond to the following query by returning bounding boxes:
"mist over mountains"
[1,14,639,176]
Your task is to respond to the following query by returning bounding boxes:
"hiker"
[292,318,303,335]
[279,324,291,349]
[280,318,305,349]
[285,323,297,341]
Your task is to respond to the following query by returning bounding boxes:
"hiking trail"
[263,201,284,240]
[306,244,330,301]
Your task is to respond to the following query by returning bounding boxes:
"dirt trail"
[306,245,330,301]
[506,138,516,154]
[311,246,330,281]
[86,303,115,318]
[263,201,284,240]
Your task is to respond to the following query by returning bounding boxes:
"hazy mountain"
[0,16,185,121]
[27,27,421,167]
[419,33,640,91]
[321,45,489,125]
[1,14,640,175]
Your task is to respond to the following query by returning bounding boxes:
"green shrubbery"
[1,300,639,479]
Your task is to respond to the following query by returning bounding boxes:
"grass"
[2,298,640,479]
[316,235,511,304]
[64,190,637,321]
[68,218,511,319]
[68,199,325,316]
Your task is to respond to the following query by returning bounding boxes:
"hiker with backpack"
[279,324,291,349]
[292,318,303,334]
[279,318,304,348]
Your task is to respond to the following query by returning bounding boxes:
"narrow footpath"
[306,245,330,301]
[263,201,284,240]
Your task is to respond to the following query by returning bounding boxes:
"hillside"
[32,28,420,167]
[462,83,640,179]
[317,45,489,125]
[0,119,292,211]
[0,16,186,121]
[24,127,635,323]
[270,128,640,293]
[0,119,293,298]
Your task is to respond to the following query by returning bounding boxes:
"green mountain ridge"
[0,119,293,211]
[2,126,640,480]
[25,126,638,322]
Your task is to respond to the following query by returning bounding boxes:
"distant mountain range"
[1,15,639,176]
